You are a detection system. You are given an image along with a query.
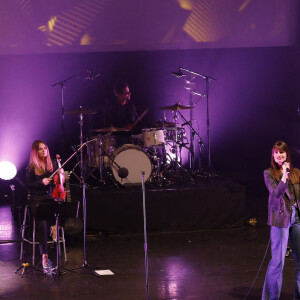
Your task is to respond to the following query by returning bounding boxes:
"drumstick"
[126,109,148,130]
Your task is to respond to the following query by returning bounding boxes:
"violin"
[52,154,67,201]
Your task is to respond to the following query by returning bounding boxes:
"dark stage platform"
[0,203,297,300]
[70,176,246,235]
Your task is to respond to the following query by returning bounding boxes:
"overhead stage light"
[0,161,17,180]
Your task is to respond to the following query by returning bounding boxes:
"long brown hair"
[28,140,53,175]
[270,141,299,184]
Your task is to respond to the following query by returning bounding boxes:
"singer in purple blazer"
[262,141,300,300]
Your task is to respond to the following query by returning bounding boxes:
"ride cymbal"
[160,103,194,111]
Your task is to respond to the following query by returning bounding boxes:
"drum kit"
[66,102,202,188]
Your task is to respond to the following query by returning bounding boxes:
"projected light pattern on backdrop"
[0,0,297,54]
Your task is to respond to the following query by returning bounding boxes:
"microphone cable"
[243,196,283,300]
[243,237,271,300]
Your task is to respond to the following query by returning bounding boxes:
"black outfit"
[25,167,54,255]
[105,98,138,128]
[104,98,139,147]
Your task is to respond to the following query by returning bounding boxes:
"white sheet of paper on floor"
[94,269,114,275]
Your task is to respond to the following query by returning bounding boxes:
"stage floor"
[0,204,296,300]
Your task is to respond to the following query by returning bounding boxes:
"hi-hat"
[93,126,130,132]
[160,103,194,111]
[65,108,98,115]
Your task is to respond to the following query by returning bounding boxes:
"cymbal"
[65,108,98,115]
[152,121,177,127]
[93,126,130,132]
[160,103,194,111]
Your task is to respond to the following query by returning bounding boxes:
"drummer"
[105,82,137,129]
[104,81,144,147]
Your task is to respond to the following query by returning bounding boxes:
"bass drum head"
[111,145,152,185]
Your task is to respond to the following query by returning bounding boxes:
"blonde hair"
[28,140,53,175]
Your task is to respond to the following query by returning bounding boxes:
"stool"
[20,205,67,265]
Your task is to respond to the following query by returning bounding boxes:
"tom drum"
[142,128,165,147]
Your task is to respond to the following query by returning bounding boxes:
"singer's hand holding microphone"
[283,161,290,173]
[282,161,290,182]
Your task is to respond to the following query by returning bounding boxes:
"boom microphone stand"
[173,67,215,170]
[180,67,215,170]
[51,71,89,159]
[51,70,101,159]
[49,137,98,274]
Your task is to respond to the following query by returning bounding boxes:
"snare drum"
[86,134,116,167]
[142,128,165,147]
[110,144,152,185]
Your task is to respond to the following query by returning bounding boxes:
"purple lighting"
[0,161,17,180]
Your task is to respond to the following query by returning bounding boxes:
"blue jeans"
[262,206,300,300]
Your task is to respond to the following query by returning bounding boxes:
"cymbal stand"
[171,110,180,174]
[98,138,104,183]
[178,110,205,173]
[69,107,97,185]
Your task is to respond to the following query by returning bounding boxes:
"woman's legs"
[289,207,300,300]
[36,219,48,256]
[29,200,50,266]
[262,226,289,300]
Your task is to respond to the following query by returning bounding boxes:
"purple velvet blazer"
[264,168,300,228]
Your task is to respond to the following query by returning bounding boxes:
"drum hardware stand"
[170,110,180,175]
[149,146,169,187]
[178,110,205,174]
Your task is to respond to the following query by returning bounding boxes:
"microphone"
[171,70,186,78]
[85,70,101,80]
[118,167,129,179]
[283,161,290,173]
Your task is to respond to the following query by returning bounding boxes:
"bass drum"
[110,145,152,185]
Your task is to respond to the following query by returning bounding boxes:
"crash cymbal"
[65,108,98,115]
[160,103,194,111]
[93,126,130,132]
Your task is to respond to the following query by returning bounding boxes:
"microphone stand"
[51,70,94,159]
[179,67,216,170]
[141,171,150,300]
